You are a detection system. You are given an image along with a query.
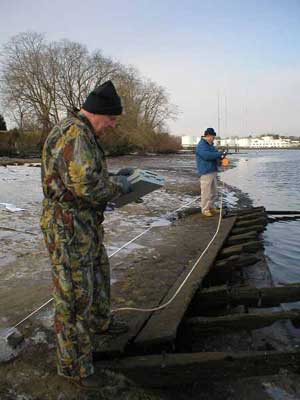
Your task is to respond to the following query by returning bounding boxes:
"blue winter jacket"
[196,138,222,176]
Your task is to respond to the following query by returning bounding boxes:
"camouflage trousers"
[41,201,110,378]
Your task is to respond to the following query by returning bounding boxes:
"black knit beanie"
[204,127,216,136]
[82,80,122,115]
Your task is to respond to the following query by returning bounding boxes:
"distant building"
[249,136,292,148]
[181,134,300,149]
[237,137,251,147]
[217,137,239,147]
[214,135,296,148]
[181,135,202,148]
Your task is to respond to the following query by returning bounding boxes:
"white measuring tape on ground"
[112,186,224,313]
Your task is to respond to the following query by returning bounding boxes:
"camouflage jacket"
[41,112,121,212]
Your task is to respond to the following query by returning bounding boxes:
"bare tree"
[52,41,120,111]
[0,32,55,131]
[0,33,123,130]
[0,32,178,153]
[113,67,178,150]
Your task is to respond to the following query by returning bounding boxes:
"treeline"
[0,32,181,155]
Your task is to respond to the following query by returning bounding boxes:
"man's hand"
[116,168,135,177]
[114,175,132,194]
[220,150,228,159]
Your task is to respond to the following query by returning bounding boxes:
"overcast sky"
[1,0,299,137]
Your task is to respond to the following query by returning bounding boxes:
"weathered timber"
[227,206,265,217]
[236,212,267,222]
[183,309,300,336]
[208,255,260,280]
[220,254,260,269]
[231,224,266,235]
[238,239,264,253]
[193,283,300,311]
[131,217,237,352]
[234,217,268,228]
[226,231,258,246]
[267,210,300,215]
[219,240,263,259]
[214,254,260,269]
[205,255,260,285]
[218,244,244,258]
[96,350,300,387]
[268,215,300,223]
[203,268,241,288]
[214,255,240,268]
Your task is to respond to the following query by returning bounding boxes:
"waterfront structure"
[182,135,299,149]
[181,135,202,148]
[249,136,292,148]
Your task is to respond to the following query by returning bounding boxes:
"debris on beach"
[0,203,25,212]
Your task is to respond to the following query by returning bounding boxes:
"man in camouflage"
[40,81,130,390]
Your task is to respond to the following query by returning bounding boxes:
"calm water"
[222,150,300,285]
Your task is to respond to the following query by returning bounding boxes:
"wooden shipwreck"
[94,206,300,387]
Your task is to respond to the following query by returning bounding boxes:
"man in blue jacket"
[196,128,225,217]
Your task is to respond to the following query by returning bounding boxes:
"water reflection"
[222,150,300,210]
[222,150,300,289]
[264,220,300,284]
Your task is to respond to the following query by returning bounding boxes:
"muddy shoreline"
[1,154,299,399]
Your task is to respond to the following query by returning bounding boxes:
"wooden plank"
[96,350,300,387]
[214,254,260,269]
[267,210,300,215]
[268,215,300,223]
[236,212,267,221]
[226,231,258,246]
[219,240,263,258]
[231,224,266,235]
[227,206,265,216]
[183,309,300,336]
[214,255,240,268]
[193,283,300,310]
[132,217,236,352]
[235,217,268,228]
[205,255,261,285]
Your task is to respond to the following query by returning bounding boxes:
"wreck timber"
[98,350,300,387]
[184,310,300,336]
[94,206,300,387]
[193,283,300,310]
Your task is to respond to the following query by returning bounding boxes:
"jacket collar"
[77,112,106,155]
[201,137,214,147]
[77,112,96,135]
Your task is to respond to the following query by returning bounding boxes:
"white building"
[237,138,251,147]
[245,136,292,148]
[181,135,202,148]
[217,137,239,147]
[182,134,298,149]
[221,135,294,148]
